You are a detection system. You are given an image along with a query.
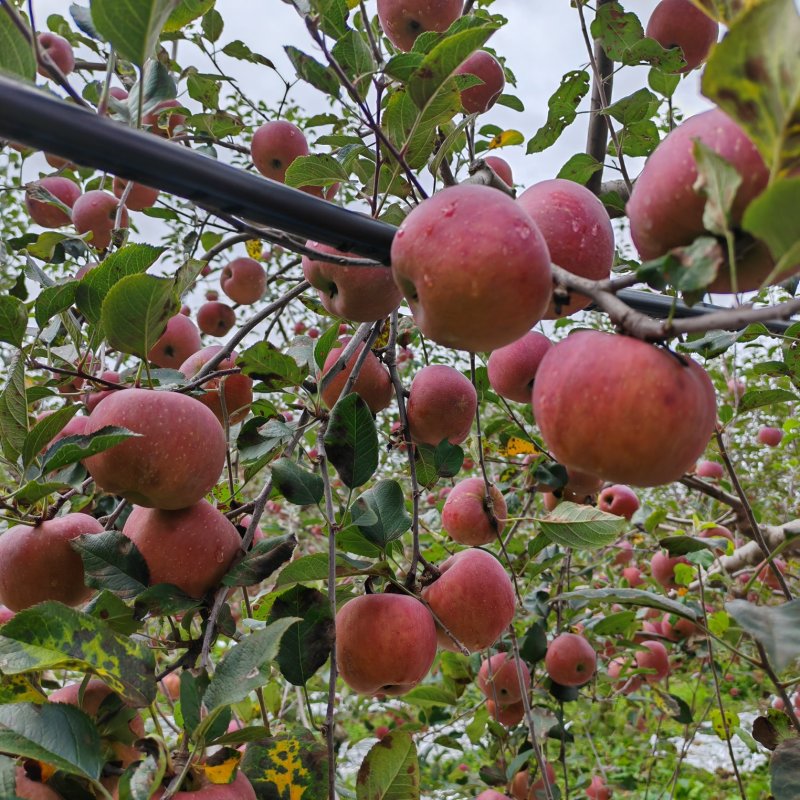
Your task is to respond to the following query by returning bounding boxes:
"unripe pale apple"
[320,338,393,415]
[597,485,640,520]
[441,477,507,546]
[487,698,524,726]
[251,120,309,182]
[197,301,237,337]
[113,177,160,211]
[650,551,690,590]
[377,0,463,51]
[0,513,103,611]
[533,331,716,487]
[37,32,75,77]
[406,365,476,446]
[148,313,202,370]
[180,346,254,425]
[16,767,63,800]
[141,99,186,138]
[487,331,553,404]
[336,593,437,695]
[517,179,614,318]
[84,388,226,510]
[477,652,531,704]
[220,257,266,305]
[757,426,783,447]
[455,51,505,115]
[421,548,515,652]
[646,0,718,72]
[303,242,403,322]
[635,640,670,683]
[391,184,552,352]
[545,632,596,686]
[25,177,80,228]
[695,460,724,480]
[626,108,783,292]
[72,190,129,250]
[484,156,513,186]
[123,500,241,598]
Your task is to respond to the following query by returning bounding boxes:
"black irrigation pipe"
[0,76,794,335]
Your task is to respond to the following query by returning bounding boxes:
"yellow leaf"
[503,437,538,457]
[488,129,524,150]
[246,239,262,260]
[711,708,739,740]
[203,748,242,785]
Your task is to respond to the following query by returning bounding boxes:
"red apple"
[533,331,716,487]
[455,51,505,115]
[406,365,476,446]
[336,593,437,695]
[123,500,242,598]
[16,768,63,800]
[608,656,642,694]
[303,242,403,322]
[220,257,266,305]
[0,513,103,611]
[517,179,615,318]
[180,346,253,425]
[37,410,89,451]
[72,190,129,250]
[635,640,670,683]
[113,177,160,211]
[37,32,75,77]
[530,764,557,798]
[85,371,121,413]
[148,313,202,370]
[141,99,186,138]
[421,549,515,652]
[25,177,80,228]
[377,0,463,51]
[477,652,531,704]
[391,184,552,352]
[696,460,724,480]
[545,632,596,687]
[650,551,690,590]
[251,120,309,182]
[487,331,553,404]
[759,558,787,590]
[597,485,640,520]
[84,388,226,510]
[487,698,525,726]
[586,774,611,800]
[441,477,507,546]
[646,0,718,72]
[144,772,256,799]
[757,426,783,447]
[197,301,237,337]
[320,338,393,415]
[485,156,513,186]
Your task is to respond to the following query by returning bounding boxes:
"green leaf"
[222,533,297,587]
[203,618,298,713]
[220,40,274,68]
[556,587,699,622]
[90,0,179,66]
[76,244,164,324]
[0,296,27,348]
[772,739,800,800]
[314,0,348,37]
[638,237,724,299]
[271,458,324,506]
[21,405,79,468]
[356,731,419,800]
[727,599,800,672]
[134,583,203,616]
[526,70,590,154]
[284,45,340,97]
[188,111,244,138]
[285,154,349,189]
[0,353,27,460]
[408,24,498,109]
[0,603,155,706]
[384,52,423,82]
[742,177,800,266]
[323,393,379,489]
[557,153,603,185]
[40,425,137,474]
[413,440,464,489]
[332,29,374,100]
[314,322,342,370]
[239,342,305,391]
[86,591,141,636]
[738,388,797,414]
[702,0,800,176]
[71,531,150,600]
[496,93,524,112]
[0,10,36,80]
[267,586,334,686]
[659,535,729,556]
[604,88,659,125]
[34,283,77,329]
[536,502,627,550]
[352,479,411,549]
[692,140,743,238]
[0,703,104,781]
[101,273,179,359]
[163,0,213,31]
[615,119,659,157]
[201,7,223,41]
[648,66,680,98]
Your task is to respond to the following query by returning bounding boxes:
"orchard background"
[0,0,797,799]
